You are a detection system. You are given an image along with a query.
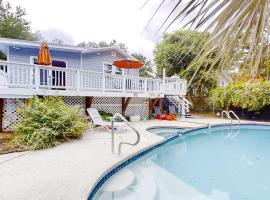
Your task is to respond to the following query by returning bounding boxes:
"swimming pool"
[92,124,270,200]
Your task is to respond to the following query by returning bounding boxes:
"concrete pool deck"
[0,118,262,200]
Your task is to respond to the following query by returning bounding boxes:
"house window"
[114,67,123,75]
[111,51,116,57]
[103,63,113,74]
[103,62,123,75]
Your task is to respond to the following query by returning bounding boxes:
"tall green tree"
[154,30,216,96]
[0,0,40,60]
[154,30,208,77]
[131,53,154,77]
[78,39,128,52]
[0,0,38,40]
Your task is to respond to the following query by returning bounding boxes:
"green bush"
[14,97,88,150]
[99,111,113,121]
[209,81,270,111]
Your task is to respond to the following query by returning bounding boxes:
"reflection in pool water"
[93,125,270,200]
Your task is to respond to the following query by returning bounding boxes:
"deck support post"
[86,96,93,115]
[159,98,164,114]
[0,98,3,132]
[122,97,132,117]
[148,98,159,117]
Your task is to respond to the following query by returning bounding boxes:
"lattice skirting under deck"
[91,97,149,119]
[2,97,149,131]
[3,99,25,131]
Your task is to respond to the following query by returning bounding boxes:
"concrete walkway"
[0,118,255,200]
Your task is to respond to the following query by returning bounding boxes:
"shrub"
[99,111,113,121]
[209,81,270,111]
[14,97,88,150]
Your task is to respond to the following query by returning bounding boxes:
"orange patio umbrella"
[112,58,144,69]
[37,42,52,65]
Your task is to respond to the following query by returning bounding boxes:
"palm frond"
[147,0,269,84]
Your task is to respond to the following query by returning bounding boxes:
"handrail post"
[144,78,147,93]
[123,76,126,93]
[102,73,105,92]
[34,66,40,89]
[76,69,80,91]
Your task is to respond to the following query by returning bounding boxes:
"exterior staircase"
[165,96,192,116]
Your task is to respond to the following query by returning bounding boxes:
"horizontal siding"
[8,46,138,76]
[8,46,81,69]
[125,69,139,76]
[82,50,138,76]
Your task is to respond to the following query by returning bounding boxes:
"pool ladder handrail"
[221,110,240,125]
[111,113,140,155]
[228,110,240,124]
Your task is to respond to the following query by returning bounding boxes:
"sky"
[8,0,163,59]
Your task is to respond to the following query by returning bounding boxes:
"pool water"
[93,125,270,200]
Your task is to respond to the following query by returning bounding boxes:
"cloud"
[7,0,164,59]
[40,28,75,45]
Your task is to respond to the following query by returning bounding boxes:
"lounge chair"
[87,108,125,131]
[169,105,177,115]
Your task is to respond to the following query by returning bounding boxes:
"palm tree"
[145,0,269,82]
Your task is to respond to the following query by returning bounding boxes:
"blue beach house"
[0,37,188,131]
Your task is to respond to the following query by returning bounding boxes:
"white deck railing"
[0,60,186,97]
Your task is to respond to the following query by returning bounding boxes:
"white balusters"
[125,76,146,93]
[1,61,35,88]
[105,74,123,91]
[80,70,103,90]
[0,60,187,96]
[147,79,161,93]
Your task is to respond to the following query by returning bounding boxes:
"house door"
[31,57,67,88]
[51,60,66,88]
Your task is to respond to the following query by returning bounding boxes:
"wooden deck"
[0,61,187,98]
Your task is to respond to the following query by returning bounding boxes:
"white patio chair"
[87,108,126,132]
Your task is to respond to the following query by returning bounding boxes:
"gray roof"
[0,37,132,58]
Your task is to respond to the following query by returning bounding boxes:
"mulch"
[0,132,27,155]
